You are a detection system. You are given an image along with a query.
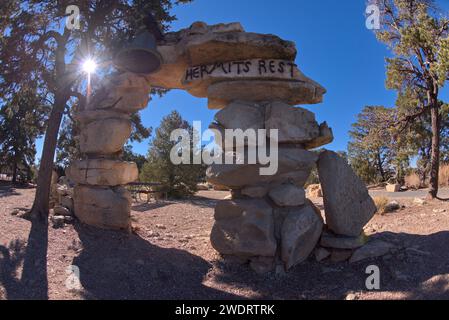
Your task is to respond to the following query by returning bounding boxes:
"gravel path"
[370,187,449,199]
[1,182,449,300]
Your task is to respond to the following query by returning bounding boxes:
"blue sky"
[37,0,449,159]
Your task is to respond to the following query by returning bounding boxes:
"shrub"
[439,164,449,187]
[373,196,389,214]
[404,172,421,189]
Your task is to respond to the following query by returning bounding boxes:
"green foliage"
[123,144,147,171]
[348,106,399,184]
[370,0,448,195]
[140,111,205,198]
[0,89,49,182]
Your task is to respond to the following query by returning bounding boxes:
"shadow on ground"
[72,224,240,300]
[131,201,174,212]
[211,231,449,300]
[0,220,48,299]
[3,220,449,299]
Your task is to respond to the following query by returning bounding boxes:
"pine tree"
[375,0,449,198]
[140,111,205,198]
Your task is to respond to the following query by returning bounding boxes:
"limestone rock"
[413,198,426,205]
[386,184,401,193]
[385,200,400,213]
[330,249,353,262]
[241,186,269,198]
[108,72,151,90]
[206,148,317,189]
[184,31,297,66]
[320,230,368,249]
[60,196,74,212]
[306,184,322,198]
[214,101,264,131]
[97,87,150,113]
[268,184,306,207]
[54,206,72,217]
[76,110,130,128]
[51,215,66,229]
[281,203,323,269]
[67,159,138,186]
[315,247,331,262]
[265,102,320,144]
[184,59,309,97]
[74,185,131,231]
[143,22,296,91]
[56,184,73,197]
[79,118,132,155]
[210,199,277,257]
[349,240,396,263]
[249,256,275,275]
[207,80,326,109]
[305,122,334,149]
[317,150,376,236]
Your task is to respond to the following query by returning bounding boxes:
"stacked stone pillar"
[67,73,151,231]
[206,94,333,273]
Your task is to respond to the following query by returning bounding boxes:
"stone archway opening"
[66,21,376,273]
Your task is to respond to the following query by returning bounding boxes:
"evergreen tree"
[374,0,449,198]
[0,90,49,183]
[140,111,205,198]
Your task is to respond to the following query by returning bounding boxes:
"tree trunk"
[12,160,17,184]
[377,152,386,182]
[26,96,66,221]
[428,101,441,199]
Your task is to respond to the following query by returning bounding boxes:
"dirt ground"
[1,182,449,300]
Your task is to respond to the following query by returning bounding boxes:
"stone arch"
[66,21,374,272]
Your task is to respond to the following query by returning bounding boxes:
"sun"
[82,59,97,74]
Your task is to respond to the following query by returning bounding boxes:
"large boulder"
[281,202,323,269]
[320,230,367,249]
[101,87,150,113]
[241,185,269,198]
[265,102,320,144]
[210,199,277,258]
[67,159,138,186]
[73,185,131,231]
[76,110,130,128]
[207,80,326,109]
[317,151,376,236]
[206,148,317,188]
[214,101,265,131]
[184,30,297,66]
[79,118,132,155]
[268,183,306,207]
[143,22,296,91]
[183,59,312,98]
[349,240,396,263]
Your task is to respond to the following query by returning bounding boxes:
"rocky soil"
[1,183,449,300]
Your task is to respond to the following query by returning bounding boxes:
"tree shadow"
[131,201,174,212]
[188,194,220,209]
[0,184,21,198]
[0,220,48,299]
[211,231,449,300]
[72,223,241,300]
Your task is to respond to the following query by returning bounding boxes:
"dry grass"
[405,173,421,189]
[439,165,449,187]
[373,196,389,215]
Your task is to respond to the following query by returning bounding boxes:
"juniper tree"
[375,0,449,198]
